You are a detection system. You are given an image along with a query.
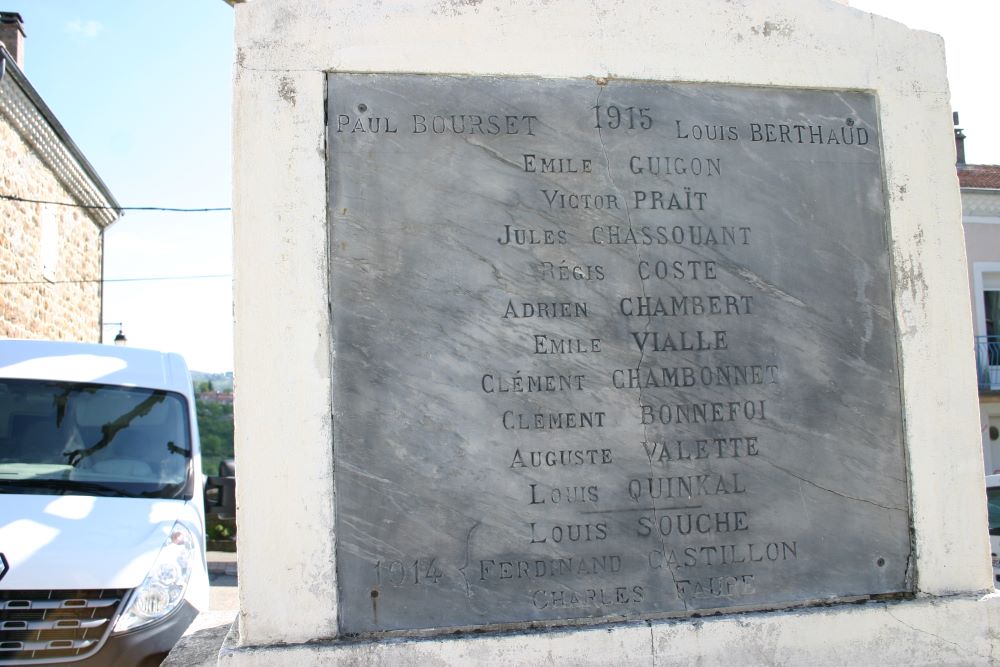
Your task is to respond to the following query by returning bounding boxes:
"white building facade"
[963,162,1000,473]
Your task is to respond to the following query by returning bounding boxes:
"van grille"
[0,589,127,664]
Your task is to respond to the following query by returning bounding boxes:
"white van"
[988,474,1000,588]
[0,340,208,665]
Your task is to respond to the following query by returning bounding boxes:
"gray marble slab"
[327,73,910,636]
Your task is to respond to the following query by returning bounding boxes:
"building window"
[987,291,1000,362]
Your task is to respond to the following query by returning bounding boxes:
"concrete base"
[163,619,234,667]
[214,593,1000,666]
[162,552,240,666]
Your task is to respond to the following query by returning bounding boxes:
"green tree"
[196,399,234,475]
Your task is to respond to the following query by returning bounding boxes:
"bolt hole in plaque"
[328,73,912,635]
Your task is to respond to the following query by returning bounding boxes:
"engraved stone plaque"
[328,74,910,636]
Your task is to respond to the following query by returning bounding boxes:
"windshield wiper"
[0,479,133,497]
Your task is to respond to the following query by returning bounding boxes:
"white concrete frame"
[972,262,1000,340]
[228,0,999,663]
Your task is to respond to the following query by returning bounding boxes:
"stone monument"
[226,0,1000,663]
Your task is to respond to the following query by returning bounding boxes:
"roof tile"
[959,164,1000,189]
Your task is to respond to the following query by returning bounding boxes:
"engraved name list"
[328,74,911,636]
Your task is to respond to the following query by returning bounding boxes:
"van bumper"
[75,601,199,667]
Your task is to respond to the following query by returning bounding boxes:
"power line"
[0,274,231,286]
[0,193,231,213]
[105,274,230,283]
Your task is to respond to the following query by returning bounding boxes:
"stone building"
[0,12,120,342]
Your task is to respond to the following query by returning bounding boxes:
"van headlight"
[114,522,197,632]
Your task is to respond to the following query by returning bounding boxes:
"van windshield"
[0,380,192,499]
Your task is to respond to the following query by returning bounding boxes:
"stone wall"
[0,116,103,342]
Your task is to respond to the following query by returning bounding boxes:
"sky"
[848,0,1000,164]
[17,2,234,372]
[10,1,1000,373]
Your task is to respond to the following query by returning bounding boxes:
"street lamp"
[102,322,127,346]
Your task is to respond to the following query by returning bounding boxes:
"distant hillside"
[196,394,234,475]
[190,372,235,474]
[191,371,234,392]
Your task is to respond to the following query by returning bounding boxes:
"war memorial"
[221,0,1000,663]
